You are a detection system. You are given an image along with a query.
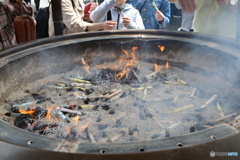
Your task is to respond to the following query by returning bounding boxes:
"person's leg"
[180,11,194,32]
[34,0,40,11]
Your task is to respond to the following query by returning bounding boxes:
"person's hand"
[229,0,238,12]
[89,2,98,12]
[178,0,197,14]
[215,0,230,6]
[122,17,130,27]
[155,11,164,21]
[83,3,98,22]
[102,21,117,30]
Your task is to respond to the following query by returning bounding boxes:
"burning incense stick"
[56,107,86,116]
[75,86,93,94]
[152,0,160,12]
[190,88,197,97]
[147,118,152,132]
[105,90,122,99]
[107,131,125,142]
[153,117,165,129]
[170,96,178,109]
[216,102,225,117]
[212,113,237,124]
[56,110,70,123]
[131,86,152,91]
[12,101,42,107]
[86,127,96,142]
[132,69,142,83]
[168,104,194,113]
[71,83,92,87]
[157,120,182,136]
[64,77,92,84]
[109,92,123,101]
[198,95,218,110]
[164,81,187,85]
[79,105,96,109]
[158,120,174,124]
[81,58,90,73]
[55,86,71,90]
[145,72,158,79]
[142,88,148,100]
[177,79,187,84]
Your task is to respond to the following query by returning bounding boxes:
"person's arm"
[62,0,116,32]
[62,0,89,32]
[90,0,117,22]
[87,21,117,31]
[168,0,196,13]
[215,0,238,12]
[156,0,171,28]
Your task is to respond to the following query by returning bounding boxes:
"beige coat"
[49,0,89,36]
[193,0,236,38]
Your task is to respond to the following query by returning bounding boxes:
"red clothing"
[0,1,17,49]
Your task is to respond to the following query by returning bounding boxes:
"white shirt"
[39,0,50,8]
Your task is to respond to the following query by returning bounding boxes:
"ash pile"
[1,47,239,143]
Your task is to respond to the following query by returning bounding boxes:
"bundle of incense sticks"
[152,0,160,12]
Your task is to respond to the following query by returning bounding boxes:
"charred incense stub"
[197,95,218,111]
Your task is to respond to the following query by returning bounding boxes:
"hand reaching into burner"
[215,0,230,6]
[155,11,164,22]
[102,21,117,30]
[169,0,197,14]
[122,17,130,27]
[215,0,238,11]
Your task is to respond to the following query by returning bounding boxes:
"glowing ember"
[46,105,55,121]
[72,116,80,125]
[166,61,170,68]
[121,48,129,57]
[81,58,90,73]
[18,109,35,115]
[154,63,163,72]
[78,122,90,132]
[65,126,71,133]
[116,47,139,80]
[158,45,165,52]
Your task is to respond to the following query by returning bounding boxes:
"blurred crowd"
[0,0,238,49]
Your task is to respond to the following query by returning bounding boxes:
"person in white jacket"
[90,0,145,30]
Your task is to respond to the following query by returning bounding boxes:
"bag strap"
[71,0,75,8]
[107,10,112,20]
[16,0,24,15]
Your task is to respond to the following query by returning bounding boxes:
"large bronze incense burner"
[0,30,240,160]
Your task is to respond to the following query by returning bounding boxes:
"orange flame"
[81,58,90,73]
[78,122,90,132]
[154,63,163,72]
[158,45,165,52]
[122,48,129,57]
[45,105,55,121]
[166,61,170,68]
[70,105,76,110]
[18,109,35,115]
[72,116,80,125]
[116,47,139,80]
[131,47,138,60]
[65,126,71,133]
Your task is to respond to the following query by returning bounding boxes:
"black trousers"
[35,7,49,39]
[34,0,40,11]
